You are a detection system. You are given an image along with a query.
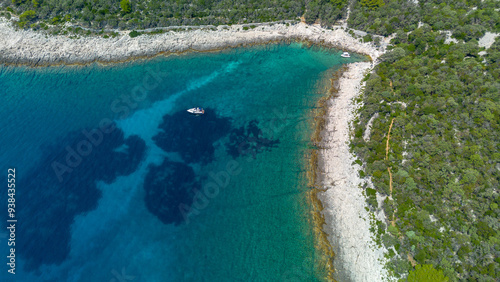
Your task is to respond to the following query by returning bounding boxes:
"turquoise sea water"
[0,43,362,281]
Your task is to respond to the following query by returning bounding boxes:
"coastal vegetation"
[408,264,449,282]
[0,0,348,34]
[350,1,500,281]
[349,0,500,37]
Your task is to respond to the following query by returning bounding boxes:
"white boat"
[187,107,205,115]
[341,52,350,58]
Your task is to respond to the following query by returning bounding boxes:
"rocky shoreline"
[317,62,390,281]
[0,19,382,66]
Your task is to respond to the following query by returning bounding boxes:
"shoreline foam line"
[0,19,384,66]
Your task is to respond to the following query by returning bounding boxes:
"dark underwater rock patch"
[143,160,200,225]
[16,126,146,271]
[226,120,280,159]
[152,108,232,164]
[145,110,280,225]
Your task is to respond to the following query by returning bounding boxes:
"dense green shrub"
[0,0,347,30]
[360,0,385,9]
[352,28,500,280]
[349,0,500,37]
[120,0,131,14]
[128,30,141,38]
[408,264,449,282]
[19,9,35,21]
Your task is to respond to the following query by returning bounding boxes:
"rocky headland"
[0,19,383,66]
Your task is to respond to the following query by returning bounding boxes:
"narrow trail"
[387,81,400,228]
[386,118,396,227]
[387,167,393,195]
[386,118,395,161]
[407,253,417,267]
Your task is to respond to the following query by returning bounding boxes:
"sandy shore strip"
[0,19,383,66]
[317,62,391,281]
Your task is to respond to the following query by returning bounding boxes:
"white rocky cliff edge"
[0,19,382,65]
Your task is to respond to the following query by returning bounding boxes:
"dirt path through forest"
[386,118,396,227]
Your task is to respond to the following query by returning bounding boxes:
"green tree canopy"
[381,47,406,63]
[120,0,131,14]
[19,10,36,22]
[360,0,385,9]
[407,264,449,282]
[331,0,348,9]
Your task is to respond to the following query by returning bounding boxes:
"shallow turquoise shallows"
[0,43,362,282]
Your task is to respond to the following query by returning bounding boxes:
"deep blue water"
[0,43,361,281]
